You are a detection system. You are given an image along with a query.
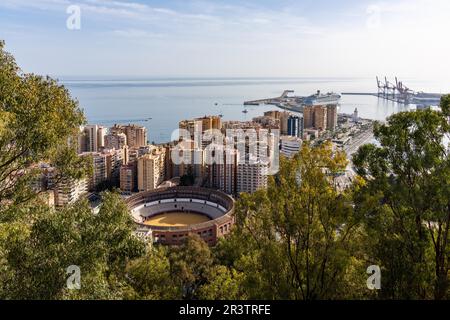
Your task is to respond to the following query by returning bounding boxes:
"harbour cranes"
[395,77,414,102]
[375,76,442,105]
[376,76,396,98]
[385,77,397,98]
[343,77,443,106]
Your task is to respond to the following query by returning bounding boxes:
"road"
[334,126,374,191]
[344,128,374,158]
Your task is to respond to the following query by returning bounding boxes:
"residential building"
[326,104,338,131]
[173,147,205,181]
[103,148,125,185]
[303,106,314,129]
[304,128,320,140]
[237,157,269,194]
[287,115,304,137]
[179,115,222,149]
[280,136,302,158]
[105,132,127,150]
[78,125,106,153]
[220,122,277,194]
[137,147,166,192]
[252,116,280,129]
[111,124,147,148]
[120,164,136,194]
[303,105,327,130]
[264,110,290,134]
[207,146,238,195]
[197,115,222,132]
[80,152,107,191]
[313,105,327,130]
[279,111,290,135]
[54,178,88,207]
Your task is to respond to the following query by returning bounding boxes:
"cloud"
[80,0,219,24]
[112,28,163,39]
[0,0,70,10]
[85,0,148,10]
[0,0,318,38]
[2,0,449,80]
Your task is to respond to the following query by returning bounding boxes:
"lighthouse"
[352,108,359,123]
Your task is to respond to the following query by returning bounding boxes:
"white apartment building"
[80,152,108,191]
[280,135,302,158]
[54,178,88,207]
[104,148,125,183]
[237,157,269,194]
[78,125,106,153]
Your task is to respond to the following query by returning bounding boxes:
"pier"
[343,77,444,106]
[341,93,378,96]
[244,90,294,106]
[341,92,397,102]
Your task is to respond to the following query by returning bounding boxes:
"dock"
[244,90,294,106]
[276,104,303,113]
[342,93,378,96]
[343,77,444,106]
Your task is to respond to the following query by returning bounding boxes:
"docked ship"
[302,90,341,106]
[243,89,341,110]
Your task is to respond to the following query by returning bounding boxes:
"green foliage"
[353,99,450,299]
[197,265,246,300]
[168,234,215,299]
[440,95,450,116]
[216,142,367,300]
[180,171,195,186]
[125,234,247,300]
[0,192,145,299]
[0,41,86,214]
[126,246,178,299]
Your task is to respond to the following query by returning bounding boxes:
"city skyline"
[1,0,450,81]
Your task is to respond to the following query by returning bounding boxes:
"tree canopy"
[0,40,86,216]
[353,101,450,299]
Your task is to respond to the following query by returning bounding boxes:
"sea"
[60,77,447,144]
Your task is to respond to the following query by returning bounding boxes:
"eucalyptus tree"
[225,142,366,299]
[0,40,87,218]
[353,98,450,299]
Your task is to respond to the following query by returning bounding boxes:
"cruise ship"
[302,90,341,106]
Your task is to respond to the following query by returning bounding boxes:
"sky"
[1,0,450,81]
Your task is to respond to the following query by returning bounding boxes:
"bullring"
[125,186,235,245]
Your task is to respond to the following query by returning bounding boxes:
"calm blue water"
[61,77,446,144]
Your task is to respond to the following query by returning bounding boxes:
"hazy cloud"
[0,0,449,80]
